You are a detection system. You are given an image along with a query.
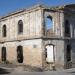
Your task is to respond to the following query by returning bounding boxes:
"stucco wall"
[42,39,65,70]
[44,10,64,37]
[0,39,43,67]
[0,8,42,42]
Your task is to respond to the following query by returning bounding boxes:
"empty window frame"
[2,25,7,37]
[65,20,70,37]
[45,16,53,31]
[18,20,23,34]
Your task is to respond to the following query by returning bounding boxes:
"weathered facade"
[0,4,75,71]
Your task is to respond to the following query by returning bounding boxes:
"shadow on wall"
[0,68,10,74]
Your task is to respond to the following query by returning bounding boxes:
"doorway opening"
[66,44,72,68]
[1,47,6,62]
[45,44,54,63]
[17,46,23,63]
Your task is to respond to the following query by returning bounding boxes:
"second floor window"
[65,20,70,37]
[45,16,53,37]
[2,25,7,37]
[46,16,53,31]
[18,20,23,34]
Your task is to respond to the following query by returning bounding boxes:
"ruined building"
[0,4,75,71]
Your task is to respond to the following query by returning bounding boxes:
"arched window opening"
[18,20,23,34]
[1,47,6,62]
[65,20,70,37]
[66,45,71,62]
[45,16,53,36]
[2,25,7,37]
[17,46,23,63]
[46,16,53,30]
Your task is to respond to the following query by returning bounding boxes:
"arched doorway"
[17,46,23,63]
[45,44,54,63]
[1,47,6,62]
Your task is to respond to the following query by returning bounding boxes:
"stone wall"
[43,10,64,37]
[0,39,43,68]
[0,8,42,42]
[42,39,65,70]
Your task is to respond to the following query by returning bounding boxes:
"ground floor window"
[1,47,6,62]
[17,46,23,63]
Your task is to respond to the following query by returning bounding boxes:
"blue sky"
[0,0,75,16]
